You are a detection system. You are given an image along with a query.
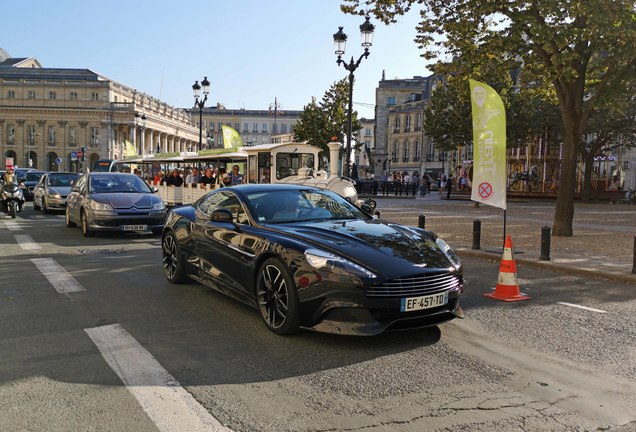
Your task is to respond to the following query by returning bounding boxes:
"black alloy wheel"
[162,231,187,283]
[80,211,94,237]
[65,207,76,227]
[256,258,300,335]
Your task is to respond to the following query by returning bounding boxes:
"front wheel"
[256,258,300,335]
[33,198,41,211]
[80,211,94,237]
[9,203,16,218]
[162,231,187,283]
[43,198,51,214]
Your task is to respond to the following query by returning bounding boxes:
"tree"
[342,0,636,236]
[293,78,361,158]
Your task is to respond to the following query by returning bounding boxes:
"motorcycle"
[0,181,25,218]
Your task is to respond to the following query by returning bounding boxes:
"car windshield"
[248,189,367,223]
[26,172,45,181]
[48,174,79,187]
[90,175,152,194]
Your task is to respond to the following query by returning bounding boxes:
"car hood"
[90,192,160,207]
[49,186,72,196]
[272,219,458,276]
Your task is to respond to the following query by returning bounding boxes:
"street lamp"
[192,76,211,151]
[134,112,147,155]
[333,15,375,178]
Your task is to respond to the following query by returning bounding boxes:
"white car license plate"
[121,225,148,232]
[400,291,448,312]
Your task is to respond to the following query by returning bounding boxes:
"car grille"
[114,205,152,215]
[365,272,461,298]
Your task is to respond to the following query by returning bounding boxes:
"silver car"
[33,172,80,213]
[65,172,166,237]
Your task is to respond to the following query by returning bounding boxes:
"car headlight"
[89,200,113,211]
[305,248,377,279]
[47,188,62,199]
[151,201,165,211]
[435,238,462,269]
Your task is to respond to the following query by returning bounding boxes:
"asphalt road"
[1,203,635,432]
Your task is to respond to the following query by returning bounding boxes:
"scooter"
[0,181,25,218]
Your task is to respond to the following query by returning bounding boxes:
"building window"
[7,90,15,98]
[405,115,411,132]
[272,124,278,134]
[69,126,76,144]
[393,117,401,133]
[209,122,215,131]
[415,113,422,131]
[365,127,372,136]
[27,125,36,143]
[388,96,396,106]
[403,141,409,161]
[262,123,268,132]
[48,125,56,144]
[233,123,240,131]
[7,124,15,143]
[253,123,258,132]
[243,123,249,132]
[281,124,287,133]
[218,123,223,132]
[28,91,36,99]
[70,92,78,100]
[91,92,99,101]
[90,127,99,144]
[49,91,56,100]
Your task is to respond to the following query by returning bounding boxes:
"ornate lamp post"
[134,112,147,155]
[333,15,374,178]
[192,76,210,151]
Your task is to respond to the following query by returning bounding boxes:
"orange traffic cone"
[483,235,530,302]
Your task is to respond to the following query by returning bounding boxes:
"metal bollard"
[472,219,481,250]
[375,210,381,218]
[633,235,636,274]
[418,215,426,229]
[540,226,551,261]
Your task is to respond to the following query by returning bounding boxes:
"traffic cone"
[483,235,530,302]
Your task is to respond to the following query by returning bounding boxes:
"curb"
[456,248,636,285]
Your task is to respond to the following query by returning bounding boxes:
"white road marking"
[31,258,85,293]
[85,324,231,432]
[3,220,22,231]
[14,234,42,250]
[557,302,607,314]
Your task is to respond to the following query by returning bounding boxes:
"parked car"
[20,170,47,200]
[65,172,165,237]
[161,184,464,336]
[33,172,80,213]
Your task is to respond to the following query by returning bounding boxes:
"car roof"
[49,171,80,176]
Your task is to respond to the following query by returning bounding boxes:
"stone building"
[0,49,198,172]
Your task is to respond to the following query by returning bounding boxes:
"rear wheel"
[256,258,300,335]
[80,211,94,237]
[162,231,187,283]
[65,207,76,227]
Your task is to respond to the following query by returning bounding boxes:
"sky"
[2,0,433,119]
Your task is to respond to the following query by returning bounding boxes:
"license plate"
[400,291,448,312]
[121,225,148,232]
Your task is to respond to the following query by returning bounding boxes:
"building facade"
[0,49,199,172]
[196,104,302,150]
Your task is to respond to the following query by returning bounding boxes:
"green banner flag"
[469,79,507,210]
[221,125,243,149]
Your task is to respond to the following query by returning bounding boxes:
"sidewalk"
[375,193,636,284]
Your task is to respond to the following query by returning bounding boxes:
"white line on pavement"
[557,302,607,314]
[85,324,232,432]
[3,220,22,231]
[14,234,42,250]
[30,258,86,293]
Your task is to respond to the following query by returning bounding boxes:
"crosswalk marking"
[14,234,42,250]
[3,220,22,231]
[31,258,85,293]
[85,324,231,432]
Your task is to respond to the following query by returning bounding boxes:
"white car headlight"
[151,201,165,211]
[47,188,62,199]
[90,201,113,211]
[305,248,377,279]
[435,238,462,269]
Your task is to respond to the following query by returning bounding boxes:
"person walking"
[445,176,453,200]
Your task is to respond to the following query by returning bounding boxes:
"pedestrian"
[446,176,453,200]
[199,168,215,188]
[229,165,243,185]
[419,175,428,197]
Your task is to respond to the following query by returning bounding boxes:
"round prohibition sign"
[478,182,493,199]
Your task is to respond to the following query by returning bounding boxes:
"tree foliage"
[342,0,636,236]
[293,78,361,156]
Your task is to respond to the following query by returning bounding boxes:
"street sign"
[76,150,83,160]
[55,157,62,165]
[5,157,14,169]
[71,151,77,161]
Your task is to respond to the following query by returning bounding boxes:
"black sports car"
[162,184,464,336]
